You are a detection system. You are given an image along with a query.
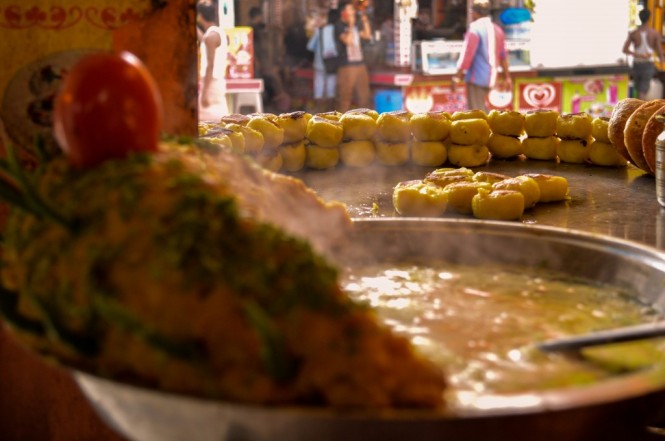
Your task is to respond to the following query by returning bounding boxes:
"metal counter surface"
[290,159,665,252]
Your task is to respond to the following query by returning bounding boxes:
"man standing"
[623,8,665,100]
[335,0,372,112]
[454,0,511,111]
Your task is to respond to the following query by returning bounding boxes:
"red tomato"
[53,51,162,168]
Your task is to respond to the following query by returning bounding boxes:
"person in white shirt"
[198,1,231,120]
[623,8,665,100]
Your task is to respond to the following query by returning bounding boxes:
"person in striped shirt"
[453,0,511,111]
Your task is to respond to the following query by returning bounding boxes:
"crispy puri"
[607,98,644,162]
[642,105,665,173]
[623,99,665,172]
[622,99,665,173]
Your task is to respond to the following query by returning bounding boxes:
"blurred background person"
[307,8,341,113]
[249,6,290,112]
[198,1,231,120]
[623,7,665,100]
[335,0,372,112]
[454,0,511,111]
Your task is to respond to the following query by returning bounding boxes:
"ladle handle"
[537,321,665,353]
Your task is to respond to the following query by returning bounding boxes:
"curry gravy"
[342,262,665,406]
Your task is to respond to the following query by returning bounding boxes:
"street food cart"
[1,1,665,441]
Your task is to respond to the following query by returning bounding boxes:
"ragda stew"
[342,261,665,408]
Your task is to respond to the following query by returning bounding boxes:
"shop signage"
[558,75,627,117]
[403,82,466,113]
[514,75,628,117]
[225,26,253,80]
[516,79,562,112]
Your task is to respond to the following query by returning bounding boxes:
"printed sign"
[404,82,467,113]
[0,0,197,153]
[225,27,254,80]
[516,79,562,112]
[560,75,628,117]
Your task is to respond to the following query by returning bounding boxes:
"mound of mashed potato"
[0,140,444,408]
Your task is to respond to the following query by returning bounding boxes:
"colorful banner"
[514,75,628,117]
[404,82,466,113]
[559,75,628,117]
[225,26,254,79]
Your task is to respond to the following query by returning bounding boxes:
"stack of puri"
[276,111,311,172]
[486,110,524,159]
[447,109,491,167]
[608,98,665,174]
[555,112,593,164]
[374,110,414,166]
[587,117,627,167]
[338,108,379,167]
[522,110,560,161]
[305,111,344,169]
[409,111,451,166]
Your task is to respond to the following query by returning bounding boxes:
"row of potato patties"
[198,109,627,174]
[487,109,626,167]
[392,167,570,221]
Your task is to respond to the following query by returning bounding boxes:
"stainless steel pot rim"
[350,217,665,264]
[74,365,665,420]
[72,218,665,420]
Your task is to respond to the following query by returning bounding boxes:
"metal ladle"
[537,320,665,353]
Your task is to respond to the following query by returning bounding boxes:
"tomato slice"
[53,51,162,168]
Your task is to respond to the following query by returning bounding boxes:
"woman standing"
[307,8,340,112]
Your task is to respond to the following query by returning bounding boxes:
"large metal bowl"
[73,219,665,441]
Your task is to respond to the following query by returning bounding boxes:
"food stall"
[2,1,665,441]
[289,0,641,115]
[390,0,636,114]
